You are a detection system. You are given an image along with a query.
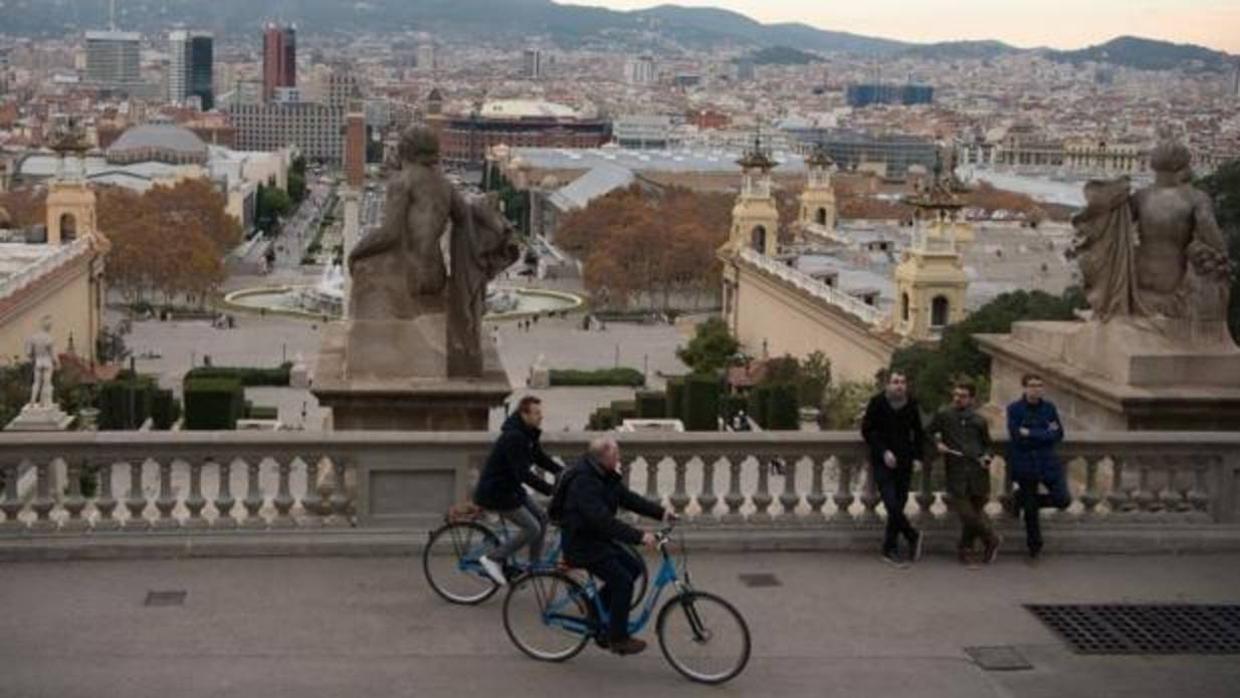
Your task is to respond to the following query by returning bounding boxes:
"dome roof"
[106,123,207,164]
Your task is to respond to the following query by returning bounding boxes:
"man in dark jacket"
[1006,373,1070,561]
[473,396,563,585]
[861,371,927,567]
[929,380,1001,565]
[558,436,671,656]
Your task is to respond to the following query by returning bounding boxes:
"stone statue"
[1069,140,1233,342]
[25,315,59,409]
[345,125,518,377]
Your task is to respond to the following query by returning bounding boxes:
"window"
[816,207,828,226]
[931,295,949,327]
[59,213,77,242]
[750,226,766,253]
[900,292,910,322]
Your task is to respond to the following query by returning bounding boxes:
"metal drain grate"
[144,590,187,607]
[1027,604,1240,655]
[738,573,781,588]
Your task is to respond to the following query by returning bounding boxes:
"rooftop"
[508,146,810,174]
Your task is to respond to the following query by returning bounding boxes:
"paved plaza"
[0,552,1236,697]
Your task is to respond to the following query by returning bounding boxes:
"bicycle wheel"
[503,571,593,662]
[657,591,751,685]
[620,544,649,611]
[422,521,500,605]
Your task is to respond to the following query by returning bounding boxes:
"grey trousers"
[490,499,548,564]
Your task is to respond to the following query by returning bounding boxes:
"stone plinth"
[977,320,1240,431]
[312,322,510,430]
[6,405,75,432]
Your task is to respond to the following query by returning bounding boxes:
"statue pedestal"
[5,405,75,432]
[977,320,1240,431]
[312,322,511,430]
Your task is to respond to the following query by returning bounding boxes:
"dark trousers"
[1015,470,1070,551]
[876,465,916,554]
[585,546,644,642]
[953,495,995,550]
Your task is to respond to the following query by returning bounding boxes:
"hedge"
[184,363,292,387]
[635,391,668,419]
[151,389,181,430]
[549,367,645,387]
[183,377,245,430]
[666,377,686,423]
[722,395,748,422]
[747,385,770,430]
[765,383,800,431]
[682,374,721,432]
[588,407,618,431]
[610,400,638,423]
[96,372,158,430]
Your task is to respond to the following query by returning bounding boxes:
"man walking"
[861,371,926,567]
[1006,374,1070,561]
[929,380,1001,566]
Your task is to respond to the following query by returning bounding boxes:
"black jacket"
[473,413,563,511]
[560,455,666,566]
[860,393,927,469]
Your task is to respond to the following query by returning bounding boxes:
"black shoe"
[881,550,908,568]
[909,530,924,563]
[1027,544,1042,564]
[609,637,647,656]
[594,634,610,650]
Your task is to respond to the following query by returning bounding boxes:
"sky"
[568,0,1240,53]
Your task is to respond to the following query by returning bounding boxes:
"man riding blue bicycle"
[473,395,563,586]
[551,436,676,656]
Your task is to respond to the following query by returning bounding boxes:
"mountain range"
[1,0,1235,72]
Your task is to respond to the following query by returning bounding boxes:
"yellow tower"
[798,144,836,231]
[894,166,970,341]
[45,124,98,245]
[723,137,780,257]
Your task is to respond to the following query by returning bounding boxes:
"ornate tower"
[724,136,780,257]
[894,158,970,341]
[45,121,97,246]
[798,144,836,231]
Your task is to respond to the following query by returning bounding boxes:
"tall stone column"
[340,186,361,318]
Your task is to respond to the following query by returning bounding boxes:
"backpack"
[547,464,583,526]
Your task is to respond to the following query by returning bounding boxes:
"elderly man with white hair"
[549,435,675,656]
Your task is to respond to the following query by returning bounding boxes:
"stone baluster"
[722,455,745,524]
[669,456,690,517]
[644,457,660,502]
[61,458,89,533]
[271,457,296,528]
[832,457,856,522]
[30,459,56,532]
[1105,456,1131,513]
[242,457,265,528]
[1132,457,1157,513]
[914,460,935,521]
[300,455,324,526]
[696,454,719,524]
[327,456,352,526]
[778,456,801,522]
[184,458,209,529]
[806,456,827,521]
[124,460,148,529]
[859,462,881,523]
[0,462,23,531]
[93,460,120,531]
[751,455,773,524]
[619,458,632,488]
[214,458,238,529]
[1186,458,1211,515]
[1161,458,1189,512]
[1080,456,1102,516]
[151,459,178,529]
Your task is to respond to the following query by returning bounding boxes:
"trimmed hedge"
[549,367,645,387]
[183,377,245,430]
[610,400,638,423]
[588,407,618,431]
[766,383,800,431]
[184,363,292,387]
[151,389,181,430]
[722,395,747,422]
[682,374,721,432]
[666,377,686,422]
[635,391,668,419]
[747,385,770,430]
[96,372,157,430]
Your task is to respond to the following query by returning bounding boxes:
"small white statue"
[25,315,59,409]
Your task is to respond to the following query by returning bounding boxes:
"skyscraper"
[262,23,296,103]
[415,44,436,72]
[522,48,543,80]
[169,30,214,109]
[85,30,141,86]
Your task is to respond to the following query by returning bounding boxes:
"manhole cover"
[1027,604,1240,655]
[144,590,187,607]
[964,645,1033,671]
[738,573,781,588]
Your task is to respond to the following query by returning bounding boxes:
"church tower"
[798,144,836,231]
[45,123,97,245]
[724,135,780,257]
[894,159,969,341]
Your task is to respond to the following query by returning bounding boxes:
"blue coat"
[1005,398,1065,480]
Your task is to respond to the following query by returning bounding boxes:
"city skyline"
[575,0,1240,53]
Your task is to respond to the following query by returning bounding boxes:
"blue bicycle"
[422,505,648,606]
[501,524,751,684]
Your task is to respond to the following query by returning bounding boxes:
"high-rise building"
[624,55,656,85]
[85,30,141,86]
[522,48,543,80]
[227,102,344,163]
[327,67,359,110]
[415,44,436,72]
[344,111,366,188]
[262,23,296,102]
[845,83,934,108]
[168,30,214,109]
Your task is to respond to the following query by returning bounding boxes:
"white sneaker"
[479,555,507,586]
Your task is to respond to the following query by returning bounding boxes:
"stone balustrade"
[2,431,1237,543]
[739,248,886,326]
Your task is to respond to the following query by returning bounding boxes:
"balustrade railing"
[0,431,1237,536]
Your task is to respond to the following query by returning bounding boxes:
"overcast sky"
[569,0,1240,53]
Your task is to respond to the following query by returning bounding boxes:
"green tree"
[1196,159,1240,343]
[677,318,740,374]
[890,289,1086,412]
[287,156,308,204]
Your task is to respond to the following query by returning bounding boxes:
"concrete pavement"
[1,552,1237,697]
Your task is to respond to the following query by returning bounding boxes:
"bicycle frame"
[448,517,564,577]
